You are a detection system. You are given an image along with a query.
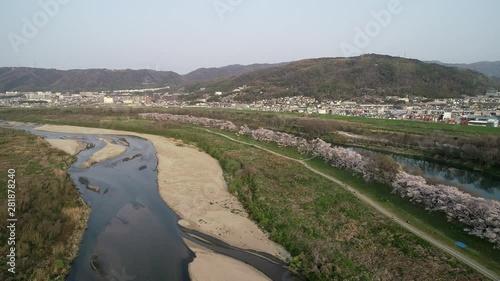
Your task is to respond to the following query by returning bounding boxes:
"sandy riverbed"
[36,124,290,279]
[184,238,271,281]
[45,139,87,156]
[80,138,127,168]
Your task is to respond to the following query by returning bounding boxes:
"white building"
[486,89,500,97]
[80,92,98,97]
[469,116,499,127]
[25,92,53,102]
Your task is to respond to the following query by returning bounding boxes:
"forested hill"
[185,54,500,101]
[428,60,500,79]
[2,55,499,99]
[183,63,288,82]
[0,63,287,92]
[0,68,182,92]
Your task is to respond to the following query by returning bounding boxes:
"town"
[1,87,499,127]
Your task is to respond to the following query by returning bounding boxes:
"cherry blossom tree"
[140,113,500,247]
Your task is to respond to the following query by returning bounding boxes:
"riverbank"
[0,128,90,280]
[4,118,488,279]
[35,124,291,279]
[0,108,496,279]
[184,239,271,281]
[45,139,87,156]
[154,107,500,179]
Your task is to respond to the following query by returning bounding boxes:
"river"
[11,121,497,280]
[3,122,298,281]
[350,147,500,201]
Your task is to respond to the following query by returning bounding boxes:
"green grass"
[147,107,500,178]
[314,114,500,136]
[203,128,309,160]
[0,128,89,281]
[166,127,485,280]
[200,126,500,276]
[2,106,498,137]
[141,106,500,136]
[0,109,497,280]
[305,158,500,275]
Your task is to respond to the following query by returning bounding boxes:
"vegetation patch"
[0,108,497,280]
[0,128,89,281]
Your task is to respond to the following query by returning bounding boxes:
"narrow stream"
[392,155,500,201]
[350,147,500,201]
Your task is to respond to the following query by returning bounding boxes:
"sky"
[1,0,499,74]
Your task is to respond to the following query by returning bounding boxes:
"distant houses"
[468,116,499,127]
[486,89,500,97]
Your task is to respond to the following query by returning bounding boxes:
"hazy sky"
[1,0,499,74]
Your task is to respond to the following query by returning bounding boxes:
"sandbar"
[80,137,127,168]
[36,124,291,278]
[46,139,87,156]
[184,238,271,281]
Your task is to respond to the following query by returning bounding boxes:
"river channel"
[3,122,298,281]
[350,147,500,201]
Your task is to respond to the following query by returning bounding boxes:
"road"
[205,129,499,281]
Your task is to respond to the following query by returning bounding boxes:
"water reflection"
[353,147,500,201]
[391,155,500,200]
[0,122,300,281]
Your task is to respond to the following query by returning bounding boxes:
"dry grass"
[0,128,89,281]
[177,129,484,280]
[0,110,492,280]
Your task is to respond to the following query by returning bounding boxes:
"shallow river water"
[3,123,298,281]
[350,147,500,201]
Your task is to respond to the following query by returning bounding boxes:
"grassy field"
[105,121,488,280]
[203,127,500,274]
[1,109,496,279]
[306,159,500,274]
[0,127,89,281]
[151,107,500,136]
[314,114,500,136]
[2,106,498,136]
[149,107,500,178]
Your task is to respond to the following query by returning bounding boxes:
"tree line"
[140,112,500,248]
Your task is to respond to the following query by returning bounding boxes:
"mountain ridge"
[0,67,181,92]
[185,54,500,101]
[1,55,499,100]
[183,63,288,82]
[427,60,500,79]
[0,63,287,92]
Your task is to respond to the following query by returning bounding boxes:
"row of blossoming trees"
[140,113,500,247]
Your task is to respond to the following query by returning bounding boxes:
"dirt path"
[205,129,499,281]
